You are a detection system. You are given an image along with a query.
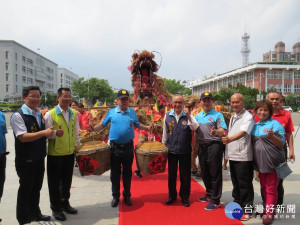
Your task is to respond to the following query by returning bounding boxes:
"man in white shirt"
[222,93,254,221]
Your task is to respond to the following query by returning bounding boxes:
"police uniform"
[195,107,227,205]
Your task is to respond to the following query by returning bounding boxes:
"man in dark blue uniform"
[162,94,198,207]
[10,86,55,224]
[89,89,151,207]
[195,92,227,211]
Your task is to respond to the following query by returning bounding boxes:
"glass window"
[15,74,18,82]
[15,64,18,71]
[6,84,9,92]
[294,71,300,79]
[6,73,9,81]
[5,51,9,59]
[295,84,300,92]
[267,70,274,79]
[5,62,9,70]
[284,84,291,93]
[15,52,18,60]
[284,71,292,79]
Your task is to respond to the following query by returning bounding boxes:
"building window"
[6,84,9,92]
[27,58,33,66]
[22,56,26,62]
[275,84,282,92]
[22,76,26,83]
[16,85,18,93]
[15,52,18,60]
[284,84,291,93]
[15,64,18,71]
[267,84,275,92]
[6,73,9,81]
[294,71,300,79]
[274,71,282,79]
[5,62,9,70]
[22,66,26,73]
[15,74,18,82]
[5,51,9,59]
[284,71,292,79]
[246,73,253,81]
[267,70,274,79]
[295,85,300,92]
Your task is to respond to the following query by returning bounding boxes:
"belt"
[111,140,133,149]
[200,141,221,148]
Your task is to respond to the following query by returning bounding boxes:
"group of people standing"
[8,86,79,224]
[0,85,295,225]
[161,91,294,225]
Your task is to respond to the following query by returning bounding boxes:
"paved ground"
[0,113,299,225]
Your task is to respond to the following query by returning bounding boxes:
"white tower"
[241,32,251,67]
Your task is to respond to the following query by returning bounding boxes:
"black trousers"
[198,142,223,205]
[15,159,45,224]
[47,154,75,212]
[229,160,254,210]
[0,155,6,201]
[110,143,134,199]
[168,152,191,201]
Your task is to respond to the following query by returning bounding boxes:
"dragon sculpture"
[129,50,173,107]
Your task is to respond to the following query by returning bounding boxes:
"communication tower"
[241,32,251,66]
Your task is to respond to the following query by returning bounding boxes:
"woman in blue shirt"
[252,100,285,225]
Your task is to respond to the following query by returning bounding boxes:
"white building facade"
[57,68,79,89]
[188,62,300,96]
[0,40,58,102]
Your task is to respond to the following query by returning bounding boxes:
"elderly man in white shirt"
[222,93,254,221]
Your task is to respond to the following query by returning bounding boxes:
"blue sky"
[1,0,299,91]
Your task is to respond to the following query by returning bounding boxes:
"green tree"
[41,93,58,108]
[285,93,300,111]
[71,77,115,105]
[164,78,192,95]
[212,83,259,109]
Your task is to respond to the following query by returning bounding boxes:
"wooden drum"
[75,141,111,176]
[136,141,168,175]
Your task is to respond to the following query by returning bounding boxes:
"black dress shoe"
[52,211,66,221]
[182,199,190,207]
[165,197,176,205]
[124,197,132,206]
[62,205,78,214]
[111,198,119,207]
[33,214,51,221]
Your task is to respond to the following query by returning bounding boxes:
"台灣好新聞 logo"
[225,202,243,219]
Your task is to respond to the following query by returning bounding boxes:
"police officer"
[10,86,53,224]
[162,94,199,207]
[195,92,227,211]
[89,89,151,207]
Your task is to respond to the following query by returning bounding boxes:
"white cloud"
[0,0,299,89]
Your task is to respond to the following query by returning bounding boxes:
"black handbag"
[276,162,292,179]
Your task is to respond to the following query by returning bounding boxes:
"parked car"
[282,106,293,112]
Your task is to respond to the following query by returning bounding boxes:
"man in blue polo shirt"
[89,89,151,207]
[195,92,227,211]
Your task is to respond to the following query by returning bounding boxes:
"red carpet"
[118,131,243,225]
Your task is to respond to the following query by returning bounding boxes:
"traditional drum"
[75,141,111,176]
[136,141,168,175]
